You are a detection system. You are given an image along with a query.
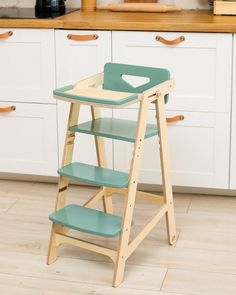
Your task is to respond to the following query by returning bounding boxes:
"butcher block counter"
[0,10,236,32]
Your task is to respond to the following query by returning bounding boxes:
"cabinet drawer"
[112,31,232,113]
[55,30,111,86]
[113,109,230,189]
[0,28,55,103]
[0,102,58,176]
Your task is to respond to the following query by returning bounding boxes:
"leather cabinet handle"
[0,31,13,40]
[156,35,185,45]
[67,34,99,41]
[166,115,184,123]
[0,105,16,113]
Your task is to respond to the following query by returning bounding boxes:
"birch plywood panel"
[214,0,236,15]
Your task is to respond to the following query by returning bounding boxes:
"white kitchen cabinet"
[0,102,58,176]
[114,109,230,188]
[0,28,58,177]
[112,31,232,188]
[0,28,233,190]
[112,31,232,113]
[0,28,55,104]
[230,35,236,189]
[55,30,112,166]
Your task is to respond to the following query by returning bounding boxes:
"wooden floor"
[1,179,236,294]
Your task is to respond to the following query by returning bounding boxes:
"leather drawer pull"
[166,115,184,123]
[0,105,16,113]
[67,34,99,41]
[156,35,185,45]
[0,31,13,40]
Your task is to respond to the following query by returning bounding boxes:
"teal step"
[49,204,122,237]
[58,162,128,188]
[69,118,158,143]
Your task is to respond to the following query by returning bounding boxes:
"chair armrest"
[74,72,104,89]
[142,79,175,101]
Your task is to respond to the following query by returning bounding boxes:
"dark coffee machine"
[35,0,66,18]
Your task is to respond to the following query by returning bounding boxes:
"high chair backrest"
[103,63,170,103]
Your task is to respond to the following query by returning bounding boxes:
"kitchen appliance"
[0,5,78,19]
[35,0,65,17]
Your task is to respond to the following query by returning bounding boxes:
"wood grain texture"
[0,18,62,28]
[96,3,182,12]
[163,269,236,295]
[1,180,236,293]
[214,0,236,15]
[0,10,236,32]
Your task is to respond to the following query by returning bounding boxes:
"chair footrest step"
[49,204,122,237]
[69,118,158,143]
[58,162,128,188]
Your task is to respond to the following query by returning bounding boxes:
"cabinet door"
[55,30,112,167]
[0,28,55,103]
[113,109,230,189]
[0,102,58,176]
[112,31,232,113]
[230,36,236,189]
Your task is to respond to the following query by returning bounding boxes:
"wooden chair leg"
[47,102,80,264]
[113,100,149,287]
[47,223,58,264]
[91,106,113,214]
[155,97,176,245]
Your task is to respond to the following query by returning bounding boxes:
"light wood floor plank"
[1,179,236,294]
[176,229,236,253]
[162,269,236,295]
[175,211,236,233]
[127,244,236,274]
[0,196,18,213]
[0,273,185,295]
[189,195,236,214]
[0,251,167,291]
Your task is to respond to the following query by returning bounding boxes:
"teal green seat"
[53,63,170,105]
[58,162,128,188]
[49,204,122,237]
[69,117,158,143]
[103,63,170,103]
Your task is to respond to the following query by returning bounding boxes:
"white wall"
[0,0,210,9]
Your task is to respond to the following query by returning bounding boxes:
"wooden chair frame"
[47,72,176,287]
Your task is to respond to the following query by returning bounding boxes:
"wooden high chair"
[47,62,176,287]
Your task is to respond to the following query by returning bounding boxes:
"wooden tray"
[214,0,236,15]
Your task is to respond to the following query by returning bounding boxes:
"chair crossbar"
[127,204,168,259]
[55,233,117,263]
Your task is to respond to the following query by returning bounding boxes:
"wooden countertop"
[0,10,236,32]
